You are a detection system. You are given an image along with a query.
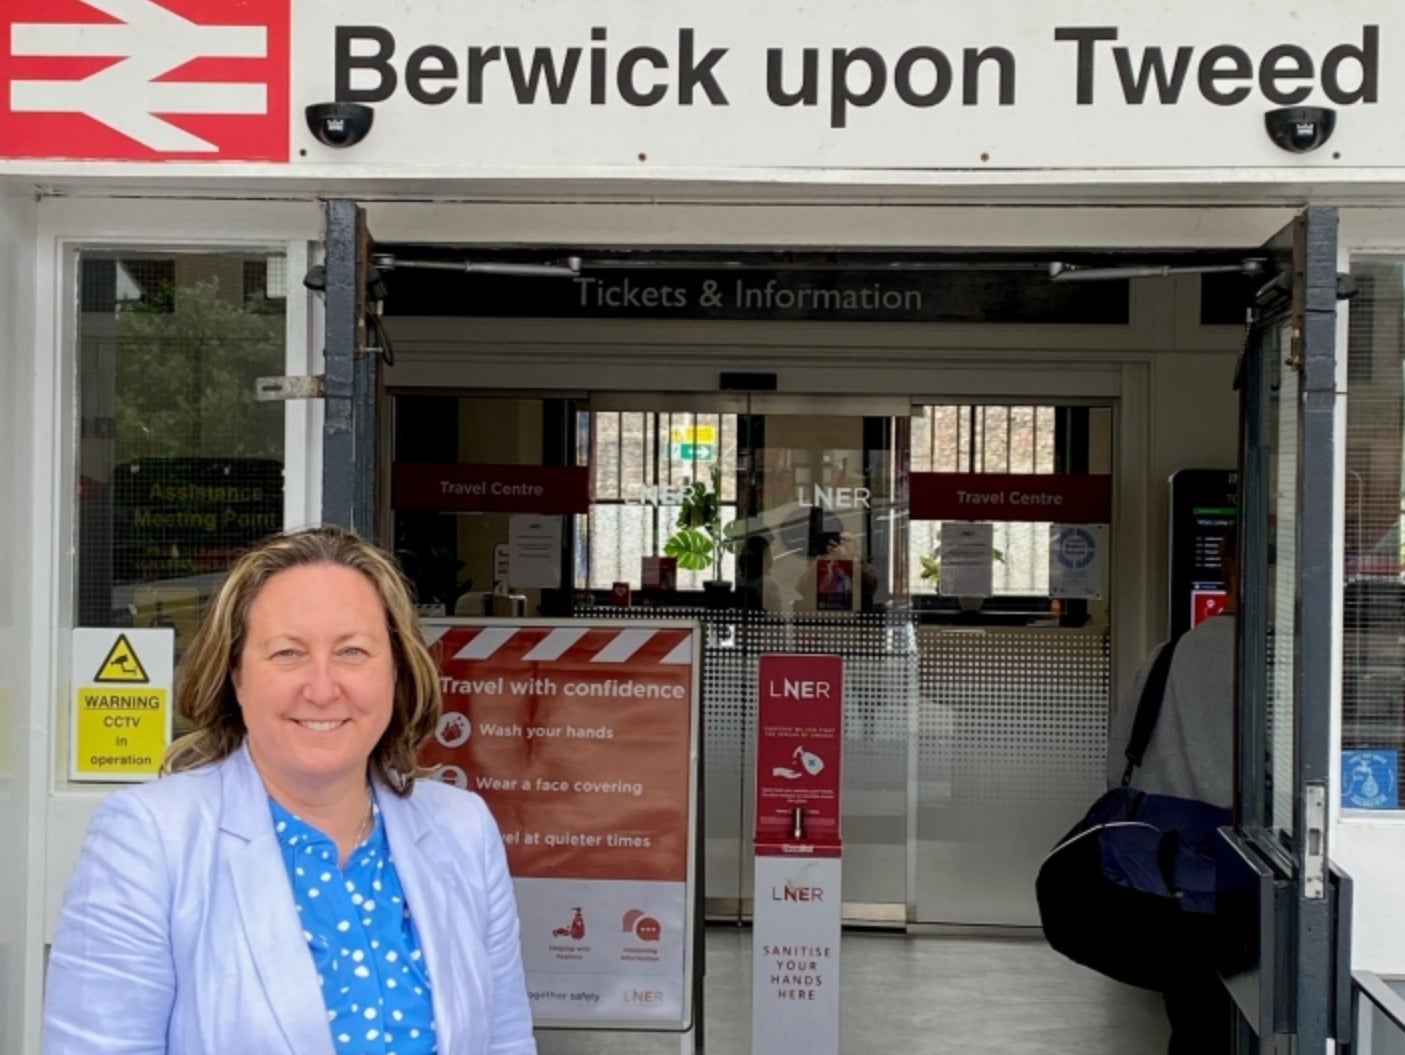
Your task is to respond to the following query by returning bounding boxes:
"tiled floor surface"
[535,926,1169,1055]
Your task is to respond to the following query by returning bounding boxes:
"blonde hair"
[162,526,441,795]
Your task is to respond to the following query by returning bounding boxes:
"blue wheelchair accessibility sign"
[1342,749,1399,809]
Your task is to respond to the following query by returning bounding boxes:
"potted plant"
[663,464,735,603]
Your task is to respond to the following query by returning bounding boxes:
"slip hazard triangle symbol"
[94,633,150,683]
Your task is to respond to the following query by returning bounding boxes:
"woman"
[44,527,538,1055]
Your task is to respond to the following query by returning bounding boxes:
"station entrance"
[45,197,1355,1053]
[388,388,1114,926]
[297,201,1349,1048]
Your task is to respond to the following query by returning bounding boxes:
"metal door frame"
[321,199,380,535]
[1229,205,1350,1053]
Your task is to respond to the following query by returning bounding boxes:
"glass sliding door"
[580,392,912,918]
[909,403,1115,926]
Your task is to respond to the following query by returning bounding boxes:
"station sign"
[387,267,1125,326]
[0,0,291,162]
[110,458,283,581]
[669,424,716,462]
[4,2,1405,172]
[392,462,591,515]
[70,627,174,782]
[911,472,1112,523]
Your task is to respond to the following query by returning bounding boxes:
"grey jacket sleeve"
[1106,641,1164,790]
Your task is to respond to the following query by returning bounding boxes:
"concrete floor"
[534,926,1169,1055]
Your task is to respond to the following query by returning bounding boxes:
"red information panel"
[420,621,695,882]
[0,0,291,162]
[754,654,843,857]
[1192,589,1229,626]
[392,462,591,515]
[911,472,1112,523]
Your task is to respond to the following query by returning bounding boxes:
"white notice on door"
[939,522,994,598]
[509,515,562,589]
[1049,524,1104,600]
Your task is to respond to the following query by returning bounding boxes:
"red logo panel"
[911,472,1113,524]
[1191,589,1228,627]
[755,653,844,855]
[0,0,289,161]
[392,463,593,516]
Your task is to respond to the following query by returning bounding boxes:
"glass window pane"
[76,250,288,735]
[907,404,1104,606]
[390,396,551,615]
[585,410,738,591]
[1265,323,1300,838]
[1341,258,1405,812]
[752,412,880,613]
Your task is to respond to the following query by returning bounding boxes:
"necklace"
[352,788,374,846]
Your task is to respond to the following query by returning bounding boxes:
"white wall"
[0,185,41,1054]
[1331,211,1405,977]
[1140,275,1244,650]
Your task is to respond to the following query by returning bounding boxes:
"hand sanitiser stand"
[751,654,844,1055]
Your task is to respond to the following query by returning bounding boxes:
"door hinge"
[255,375,326,401]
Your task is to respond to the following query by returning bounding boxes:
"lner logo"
[0,0,289,161]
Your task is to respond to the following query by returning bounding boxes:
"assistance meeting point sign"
[71,628,174,782]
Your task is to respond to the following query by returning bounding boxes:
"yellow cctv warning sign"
[76,688,169,776]
[72,628,173,783]
[94,633,150,683]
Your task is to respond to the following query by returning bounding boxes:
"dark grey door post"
[321,199,379,537]
[1225,206,1352,1054]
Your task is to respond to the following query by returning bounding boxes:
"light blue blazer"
[43,744,537,1055]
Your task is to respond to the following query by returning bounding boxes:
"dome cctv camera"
[305,102,374,148]
[1264,106,1336,154]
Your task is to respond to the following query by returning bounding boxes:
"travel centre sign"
[0,1,1401,170]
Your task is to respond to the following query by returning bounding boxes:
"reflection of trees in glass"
[115,278,284,461]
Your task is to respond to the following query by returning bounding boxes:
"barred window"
[579,411,738,590]
[1341,257,1405,811]
[909,405,1059,596]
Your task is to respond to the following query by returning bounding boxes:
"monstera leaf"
[664,527,716,571]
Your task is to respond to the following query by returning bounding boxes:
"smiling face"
[232,563,397,801]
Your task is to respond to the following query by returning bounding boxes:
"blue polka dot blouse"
[270,795,438,1055]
